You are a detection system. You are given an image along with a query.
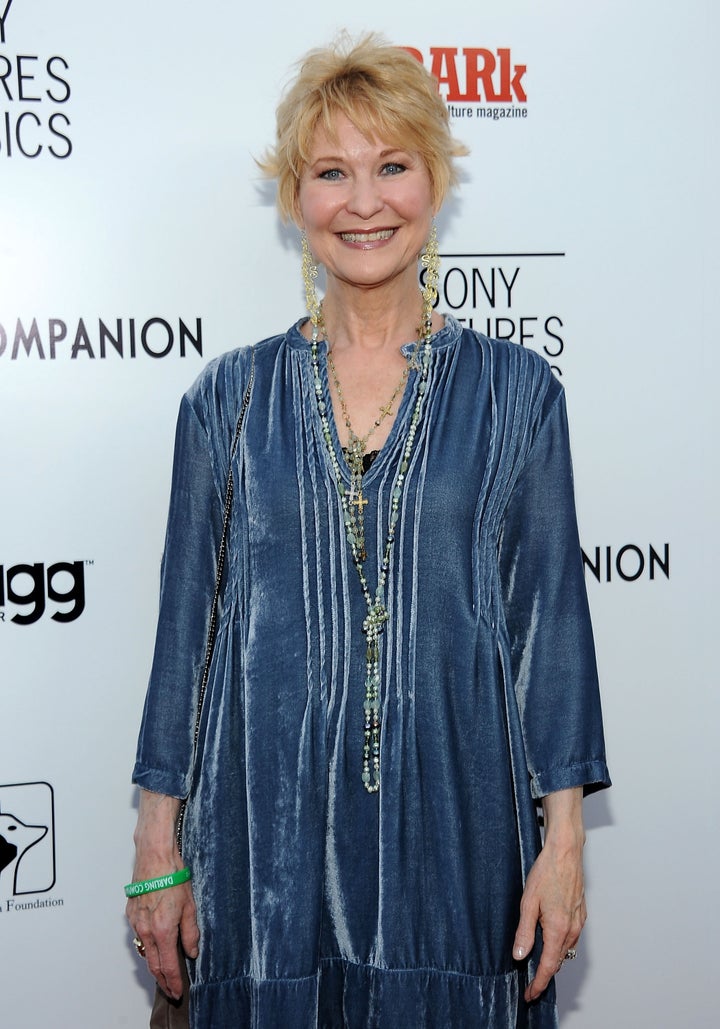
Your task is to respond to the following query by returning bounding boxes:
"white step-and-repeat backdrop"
[1,1,717,1025]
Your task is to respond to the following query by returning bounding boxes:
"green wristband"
[124,867,192,898]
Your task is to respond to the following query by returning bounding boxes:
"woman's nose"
[345,175,384,219]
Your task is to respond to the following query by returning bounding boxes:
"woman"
[127,34,610,1028]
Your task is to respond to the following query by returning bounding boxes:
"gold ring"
[133,936,146,958]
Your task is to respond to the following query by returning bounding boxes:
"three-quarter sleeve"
[132,393,224,798]
[498,386,610,799]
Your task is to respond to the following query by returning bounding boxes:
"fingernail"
[514,946,525,959]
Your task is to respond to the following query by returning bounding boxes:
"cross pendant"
[353,491,369,511]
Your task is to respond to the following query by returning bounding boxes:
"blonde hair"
[259,32,468,222]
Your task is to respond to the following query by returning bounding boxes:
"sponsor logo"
[582,543,670,583]
[0,316,204,360]
[0,781,62,912]
[424,251,566,374]
[0,560,88,625]
[0,0,73,159]
[405,45,527,122]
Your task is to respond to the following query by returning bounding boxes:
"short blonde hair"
[259,33,468,222]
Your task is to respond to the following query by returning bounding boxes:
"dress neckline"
[294,313,462,489]
[286,313,463,353]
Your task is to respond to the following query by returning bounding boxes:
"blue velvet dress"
[133,316,610,1028]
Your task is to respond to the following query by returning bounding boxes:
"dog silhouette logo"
[0,782,56,895]
[0,812,47,893]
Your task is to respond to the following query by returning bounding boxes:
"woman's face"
[297,113,435,296]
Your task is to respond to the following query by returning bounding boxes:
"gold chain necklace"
[321,304,422,560]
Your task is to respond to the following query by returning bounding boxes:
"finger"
[525,949,561,1001]
[525,917,584,1002]
[179,896,200,960]
[512,898,539,961]
[149,925,184,1000]
[525,914,570,1000]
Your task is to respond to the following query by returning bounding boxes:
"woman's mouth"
[339,229,396,244]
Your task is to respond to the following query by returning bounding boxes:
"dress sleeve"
[497,386,611,799]
[132,392,224,798]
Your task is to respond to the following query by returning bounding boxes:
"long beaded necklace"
[324,307,420,562]
[309,303,434,794]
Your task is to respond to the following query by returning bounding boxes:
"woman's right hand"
[126,790,200,1000]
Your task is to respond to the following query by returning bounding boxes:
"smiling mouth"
[339,229,395,243]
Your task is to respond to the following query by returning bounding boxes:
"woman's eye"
[381,162,406,176]
[319,168,343,181]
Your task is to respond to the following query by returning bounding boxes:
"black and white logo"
[582,543,670,583]
[0,781,56,898]
[423,251,566,374]
[0,560,87,624]
[0,0,73,160]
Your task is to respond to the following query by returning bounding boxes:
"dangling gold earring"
[301,232,322,328]
[420,222,440,336]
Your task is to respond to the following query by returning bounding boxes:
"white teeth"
[340,230,394,243]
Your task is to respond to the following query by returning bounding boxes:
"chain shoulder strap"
[176,346,255,848]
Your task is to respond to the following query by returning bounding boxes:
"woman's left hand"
[512,786,586,1003]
